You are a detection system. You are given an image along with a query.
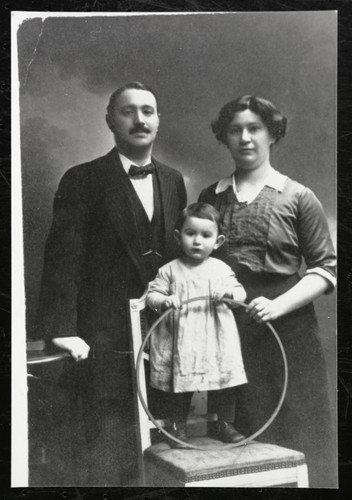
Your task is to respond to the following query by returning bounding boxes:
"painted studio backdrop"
[17,12,336,412]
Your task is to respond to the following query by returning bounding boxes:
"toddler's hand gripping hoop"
[136,296,288,450]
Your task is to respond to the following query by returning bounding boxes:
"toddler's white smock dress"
[146,257,247,393]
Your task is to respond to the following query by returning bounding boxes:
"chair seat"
[144,437,308,487]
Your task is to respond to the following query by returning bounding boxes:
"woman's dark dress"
[199,172,337,488]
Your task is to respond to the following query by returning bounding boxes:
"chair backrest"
[129,289,157,452]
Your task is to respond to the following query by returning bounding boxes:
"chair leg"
[296,464,309,487]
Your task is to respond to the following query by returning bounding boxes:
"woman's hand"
[163,295,182,309]
[247,274,331,323]
[52,336,90,362]
[246,296,282,323]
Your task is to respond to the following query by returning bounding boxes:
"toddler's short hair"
[176,202,223,234]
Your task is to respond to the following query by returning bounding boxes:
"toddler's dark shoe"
[213,420,246,444]
[168,421,188,449]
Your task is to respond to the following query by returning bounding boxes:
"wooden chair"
[129,292,309,487]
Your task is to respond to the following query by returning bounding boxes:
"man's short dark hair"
[176,202,223,234]
[106,81,159,116]
[211,95,287,146]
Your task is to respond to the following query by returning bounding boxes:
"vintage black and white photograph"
[12,11,337,488]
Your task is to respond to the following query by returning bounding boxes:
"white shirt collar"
[117,151,154,221]
[118,151,152,175]
[215,167,287,194]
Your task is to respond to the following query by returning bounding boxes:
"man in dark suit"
[36,81,187,485]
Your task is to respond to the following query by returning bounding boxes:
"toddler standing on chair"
[146,202,248,447]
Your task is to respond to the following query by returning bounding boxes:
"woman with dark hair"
[199,95,336,487]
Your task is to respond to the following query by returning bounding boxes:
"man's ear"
[174,229,181,245]
[106,114,114,132]
[214,234,225,250]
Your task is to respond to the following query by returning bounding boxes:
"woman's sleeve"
[146,266,172,312]
[297,187,336,292]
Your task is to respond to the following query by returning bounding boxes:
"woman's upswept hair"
[211,95,287,146]
[176,202,223,234]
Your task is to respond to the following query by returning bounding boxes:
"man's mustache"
[129,124,151,134]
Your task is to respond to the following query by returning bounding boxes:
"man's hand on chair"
[52,336,90,362]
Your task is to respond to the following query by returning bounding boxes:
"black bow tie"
[129,163,155,177]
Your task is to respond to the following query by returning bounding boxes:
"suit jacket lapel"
[96,150,180,285]
[97,148,146,283]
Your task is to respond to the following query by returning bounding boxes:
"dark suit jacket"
[37,147,187,401]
